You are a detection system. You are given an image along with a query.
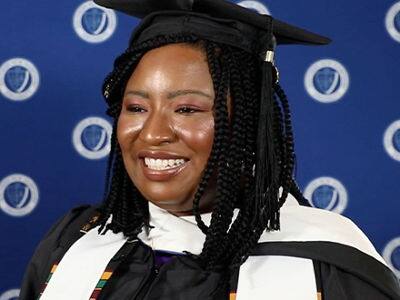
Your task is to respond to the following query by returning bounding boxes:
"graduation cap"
[95,0,330,46]
[94,0,331,231]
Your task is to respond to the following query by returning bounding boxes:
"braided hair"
[97,33,307,271]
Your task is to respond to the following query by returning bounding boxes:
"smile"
[144,157,186,170]
[138,152,190,182]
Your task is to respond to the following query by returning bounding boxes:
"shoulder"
[35,203,103,258]
[258,198,385,264]
[40,204,101,245]
[250,198,400,299]
[29,203,100,258]
[248,238,400,299]
[19,204,100,300]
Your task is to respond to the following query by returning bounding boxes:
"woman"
[20,0,400,299]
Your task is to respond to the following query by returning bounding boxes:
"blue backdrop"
[1,0,399,298]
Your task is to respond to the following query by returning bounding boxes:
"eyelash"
[126,105,146,113]
[126,105,201,114]
[175,106,201,114]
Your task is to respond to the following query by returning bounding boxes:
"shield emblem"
[312,185,337,210]
[81,125,107,151]
[393,129,400,152]
[5,182,30,208]
[395,11,400,32]
[391,247,400,270]
[82,8,107,35]
[5,66,30,93]
[313,67,339,95]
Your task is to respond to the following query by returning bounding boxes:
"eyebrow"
[125,90,149,98]
[167,89,212,99]
[124,89,212,99]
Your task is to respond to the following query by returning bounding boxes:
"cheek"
[174,115,215,157]
[117,114,144,150]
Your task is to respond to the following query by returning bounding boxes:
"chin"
[138,187,192,208]
[149,198,193,213]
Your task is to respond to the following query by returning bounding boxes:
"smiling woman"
[19,0,400,299]
[118,44,215,215]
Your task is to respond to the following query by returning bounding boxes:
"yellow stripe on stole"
[229,292,236,300]
[101,271,112,280]
[317,292,322,300]
[50,264,58,273]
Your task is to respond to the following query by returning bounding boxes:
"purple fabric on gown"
[154,250,178,268]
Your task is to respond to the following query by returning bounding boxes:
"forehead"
[136,43,207,71]
[125,43,212,91]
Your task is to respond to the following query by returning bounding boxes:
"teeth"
[144,157,186,170]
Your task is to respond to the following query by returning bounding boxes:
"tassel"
[254,58,280,231]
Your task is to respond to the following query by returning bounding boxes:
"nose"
[139,109,176,145]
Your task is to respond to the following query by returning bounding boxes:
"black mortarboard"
[95,0,330,53]
[95,0,330,231]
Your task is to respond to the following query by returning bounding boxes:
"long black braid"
[97,34,304,271]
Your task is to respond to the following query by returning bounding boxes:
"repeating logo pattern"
[0,174,39,217]
[304,176,348,214]
[383,119,400,162]
[237,0,270,15]
[385,1,400,43]
[1,0,400,293]
[0,58,40,101]
[304,59,350,103]
[73,1,117,43]
[72,116,112,160]
[383,237,400,278]
[0,289,19,300]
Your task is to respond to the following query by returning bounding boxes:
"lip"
[137,150,190,182]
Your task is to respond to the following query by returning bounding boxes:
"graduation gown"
[20,195,400,300]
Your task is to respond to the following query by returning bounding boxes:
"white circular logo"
[237,0,270,15]
[73,1,117,43]
[385,1,400,43]
[304,59,350,103]
[304,176,348,214]
[0,174,39,217]
[0,58,40,101]
[383,237,400,278]
[0,289,19,300]
[383,119,400,162]
[72,116,112,159]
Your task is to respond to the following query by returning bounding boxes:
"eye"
[126,105,146,113]
[175,106,201,114]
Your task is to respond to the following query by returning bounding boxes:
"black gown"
[20,203,400,300]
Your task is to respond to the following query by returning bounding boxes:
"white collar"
[137,201,214,254]
[137,194,299,255]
